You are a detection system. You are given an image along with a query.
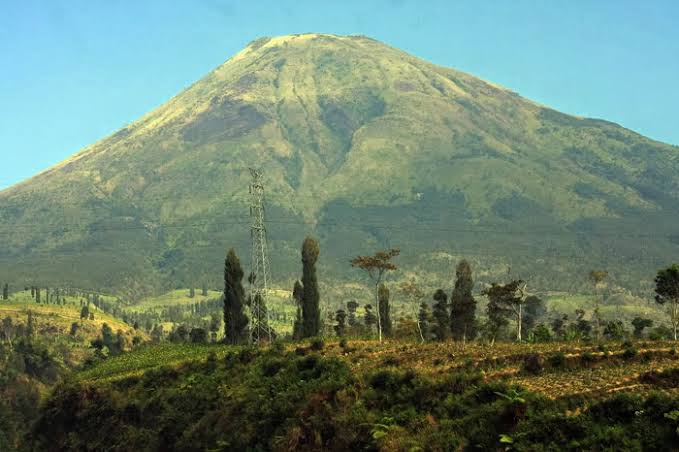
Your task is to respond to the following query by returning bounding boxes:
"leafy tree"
[482,280,527,342]
[631,317,653,338]
[209,312,222,342]
[202,281,208,296]
[529,324,552,342]
[523,296,546,335]
[1,316,14,347]
[399,281,426,342]
[431,289,449,341]
[292,280,304,341]
[301,237,321,338]
[80,305,90,321]
[189,287,195,298]
[378,284,392,338]
[570,309,592,340]
[190,327,208,344]
[417,302,432,341]
[35,288,41,303]
[224,249,249,344]
[589,270,608,341]
[654,264,679,340]
[2,283,8,301]
[151,324,164,342]
[351,249,399,342]
[170,324,189,343]
[94,323,120,354]
[450,260,476,342]
[603,320,627,341]
[333,309,347,337]
[550,314,568,339]
[346,300,360,328]
[364,304,377,333]
[26,310,35,338]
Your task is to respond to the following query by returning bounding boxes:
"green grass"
[76,343,233,383]
[124,289,223,312]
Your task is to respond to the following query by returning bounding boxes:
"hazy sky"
[1,0,678,189]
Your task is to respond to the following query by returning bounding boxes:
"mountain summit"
[1,33,678,292]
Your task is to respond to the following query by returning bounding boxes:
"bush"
[649,325,673,341]
[522,353,543,375]
[310,338,324,351]
[622,347,638,361]
[547,352,566,369]
[581,351,596,366]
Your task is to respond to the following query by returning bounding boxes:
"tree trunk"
[375,282,382,343]
[517,306,522,342]
[414,304,424,343]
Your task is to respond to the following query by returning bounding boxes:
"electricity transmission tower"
[248,168,273,344]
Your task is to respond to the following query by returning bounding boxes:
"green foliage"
[603,320,628,341]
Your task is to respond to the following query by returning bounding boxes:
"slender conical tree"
[2,283,8,301]
[223,249,249,344]
[301,237,321,338]
[378,284,392,338]
[450,260,477,342]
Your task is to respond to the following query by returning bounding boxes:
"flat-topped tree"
[351,249,399,342]
[655,264,679,340]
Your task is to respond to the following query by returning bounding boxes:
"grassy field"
[34,337,679,450]
[124,288,298,335]
[0,290,147,354]
[78,338,679,401]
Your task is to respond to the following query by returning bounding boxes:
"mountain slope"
[1,33,678,294]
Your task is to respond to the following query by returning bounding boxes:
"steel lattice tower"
[248,168,273,344]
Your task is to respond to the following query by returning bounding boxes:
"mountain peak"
[0,35,678,293]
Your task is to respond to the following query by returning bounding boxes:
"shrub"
[547,352,566,369]
[581,351,596,366]
[310,338,324,351]
[522,353,543,375]
[622,347,638,361]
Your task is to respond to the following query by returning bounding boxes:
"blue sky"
[1,0,678,189]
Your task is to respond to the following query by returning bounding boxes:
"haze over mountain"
[1,33,678,295]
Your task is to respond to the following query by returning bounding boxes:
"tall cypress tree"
[223,249,249,344]
[450,260,477,341]
[378,284,392,338]
[2,283,8,301]
[301,237,321,338]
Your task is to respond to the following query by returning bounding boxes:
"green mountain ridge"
[1,33,678,295]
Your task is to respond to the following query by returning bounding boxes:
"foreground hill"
[1,33,678,294]
[31,340,679,450]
